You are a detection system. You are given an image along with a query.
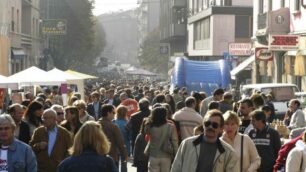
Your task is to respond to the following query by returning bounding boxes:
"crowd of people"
[1,81,306,172]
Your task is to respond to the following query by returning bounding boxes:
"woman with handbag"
[146,107,178,172]
[220,111,261,172]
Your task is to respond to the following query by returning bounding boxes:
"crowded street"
[1,0,306,172]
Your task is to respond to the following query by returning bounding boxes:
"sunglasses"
[0,127,11,131]
[57,112,64,116]
[204,121,220,129]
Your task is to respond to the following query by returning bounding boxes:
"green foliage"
[48,0,106,72]
[137,29,169,75]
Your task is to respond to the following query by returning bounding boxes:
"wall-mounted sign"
[256,47,273,61]
[42,19,67,35]
[228,43,252,56]
[268,35,299,51]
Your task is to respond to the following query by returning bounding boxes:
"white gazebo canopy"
[48,68,85,99]
[0,75,18,89]
[7,66,66,87]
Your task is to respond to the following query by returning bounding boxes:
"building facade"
[137,0,160,48]
[252,0,306,90]
[99,10,139,65]
[160,0,187,57]
[0,0,42,76]
[187,0,253,60]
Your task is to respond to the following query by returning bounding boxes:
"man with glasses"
[248,110,281,172]
[0,114,37,171]
[171,109,238,172]
[50,104,65,124]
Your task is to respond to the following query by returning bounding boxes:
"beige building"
[0,0,42,76]
[252,0,306,90]
[187,0,253,59]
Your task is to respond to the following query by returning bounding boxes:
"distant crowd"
[1,81,306,172]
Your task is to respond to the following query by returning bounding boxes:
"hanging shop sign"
[268,35,299,51]
[256,47,273,61]
[42,19,67,35]
[228,43,252,56]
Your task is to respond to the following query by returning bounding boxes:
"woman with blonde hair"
[286,131,306,172]
[220,111,261,172]
[57,121,118,172]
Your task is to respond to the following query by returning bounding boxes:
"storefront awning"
[230,55,255,80]
[11,49,26,59]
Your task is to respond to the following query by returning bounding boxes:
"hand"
[39,142,48,150]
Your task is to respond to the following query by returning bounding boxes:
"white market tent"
[126,67,158,76]
[0,75,18,89]
[7,66,66,87]
[48,68,85,100]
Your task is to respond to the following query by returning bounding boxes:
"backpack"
[273,133,303,172]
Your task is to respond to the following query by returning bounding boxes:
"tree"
[137,29,168,75]
[47,0,106,72]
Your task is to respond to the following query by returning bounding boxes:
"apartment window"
[198,0,203,11]
[221,0,232,6]
[33,18,35,36]
[235,16,252,38]
[17,9,19,33]
[194,17,210,41]
[11,7,14,31]
[280,0,285,8]
[294,0,301,11]
[258,0,264,14]
[203,0,209,9]
[268,0,273,11]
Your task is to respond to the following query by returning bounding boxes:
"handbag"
[161,124,175,156]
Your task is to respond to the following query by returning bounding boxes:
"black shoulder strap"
[240,135,244,172]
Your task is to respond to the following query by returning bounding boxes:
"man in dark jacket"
[99,104,128,171]
[87,91,102,120]
[127,98,151,153]
[248,110,281,172]
[8,103,31,144]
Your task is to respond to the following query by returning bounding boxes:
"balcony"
[21,33,32,46]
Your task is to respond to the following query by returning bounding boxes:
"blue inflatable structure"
[170,57,231,96]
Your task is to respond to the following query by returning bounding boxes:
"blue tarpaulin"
[171,57,231,96]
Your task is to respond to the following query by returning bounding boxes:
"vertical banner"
[61,83,68,106]
[0,89,5,109]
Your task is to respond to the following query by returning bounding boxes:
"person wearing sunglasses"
[171,109,238,172]
[50,104,65,124]
[0,114,37,171]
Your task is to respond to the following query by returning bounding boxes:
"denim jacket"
[5,138,37,172]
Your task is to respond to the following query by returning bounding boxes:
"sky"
[93,0,139,16]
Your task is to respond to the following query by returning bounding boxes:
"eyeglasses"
[0,127,11,131]
[204,121,220,129]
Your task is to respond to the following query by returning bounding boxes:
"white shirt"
[0,146,9,172]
